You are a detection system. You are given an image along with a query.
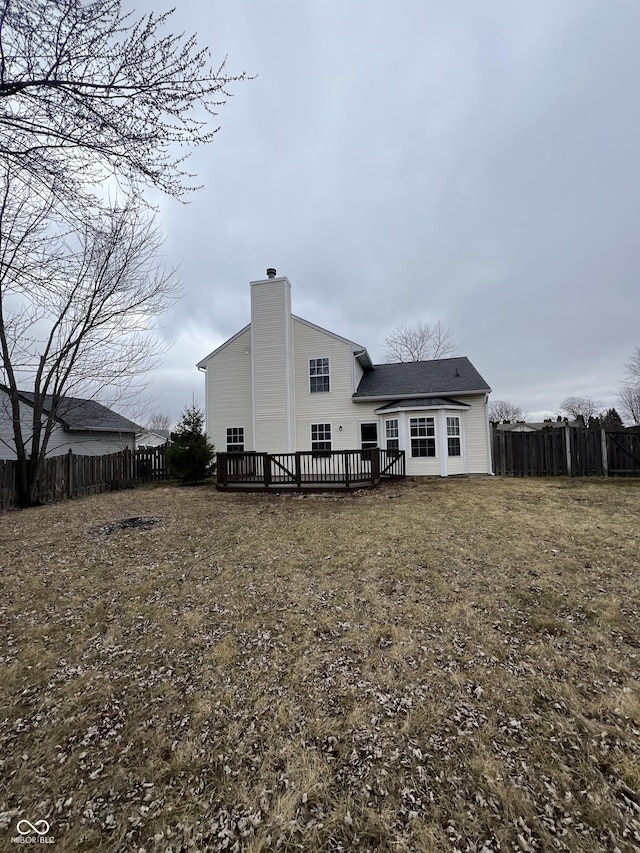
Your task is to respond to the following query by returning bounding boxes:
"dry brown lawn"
[0,476,639,853]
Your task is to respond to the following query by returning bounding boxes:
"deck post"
[217,453,227,488]
[371,447,380,484]
[295,452,302,487]
[263,453,271,487]
[344,451,350,488]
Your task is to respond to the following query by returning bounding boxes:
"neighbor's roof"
[495,420,581,432]
[353,357,491,400]
[9,389,140,433]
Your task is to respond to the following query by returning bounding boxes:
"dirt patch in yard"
[1,477,639,852]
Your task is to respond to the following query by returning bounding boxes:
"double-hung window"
[226,427,244,452]
[410,417,436,457]
[385,418,399,451]
[309,357,330,393]
[311,423,332,454]
[447,416,461,456]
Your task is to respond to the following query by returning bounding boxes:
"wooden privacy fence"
[492,426,640,477]
[134,444,168,482]
[0,445,169,510]
[217,448,406,491]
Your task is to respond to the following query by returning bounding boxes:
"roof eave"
[197,323,251,368]
[375,401,472,414]
[353,388,491,402]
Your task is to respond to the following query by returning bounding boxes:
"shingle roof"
[375,397,471,411]
[353,357,491,400]
[12,390,140,433]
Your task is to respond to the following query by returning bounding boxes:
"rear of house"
[198,270,493,477]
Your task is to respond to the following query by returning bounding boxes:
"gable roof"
[3,388,140,433]
[196,316,374,370]
[197,323,251,368]
[353,357,491,401]
[292,316,373,368]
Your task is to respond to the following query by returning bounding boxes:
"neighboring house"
[0,386,139,461]
[136,429,171,448]
[197,271,493,478]
[495,420,581,433]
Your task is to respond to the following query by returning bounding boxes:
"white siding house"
[0,387,138,461]
[197,270,493,477]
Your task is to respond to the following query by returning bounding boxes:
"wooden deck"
[216,449,405,491]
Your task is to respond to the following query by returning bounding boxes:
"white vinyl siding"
[205,326,254,454]
[293,317,368,451]
[251,278,294,452]
[461,394,492,474]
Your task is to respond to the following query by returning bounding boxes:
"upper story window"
[309,357,330,393]
[447,416,461,456]
[410,416,436,457]
[226,426,244,452]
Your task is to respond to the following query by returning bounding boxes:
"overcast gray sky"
[134,0,640,424]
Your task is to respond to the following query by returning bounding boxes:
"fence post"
[600,429,608,477]
[344,451,350,488]
[295,452,302,487]
[564,426,572,476]
[67,449,73,499]
[263,453,271,487]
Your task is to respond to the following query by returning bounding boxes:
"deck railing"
[216,448,405,491]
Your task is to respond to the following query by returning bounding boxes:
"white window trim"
[446,415,462,458]
[309,356,331,394]
[409,415,437,459]
[226,425,245,452]
[359,420,379,449]
[384,417,399,450]
[310,422,332,451]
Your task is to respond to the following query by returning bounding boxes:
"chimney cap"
[266,267,277,279]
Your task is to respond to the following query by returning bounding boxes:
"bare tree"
[147,412,173,431]
[619,346,640,425]
[619,385,640,426]
[0,0,249,205]
[0,167,178,505]
[384,320,456,363]
[488,400,527,423]
[558,396,603,424]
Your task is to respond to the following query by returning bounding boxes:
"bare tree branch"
[0,0,251,204]
[488,400,527,423]
[383,320,456,362]
[618,346,640,425]
[557,396,603,424]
